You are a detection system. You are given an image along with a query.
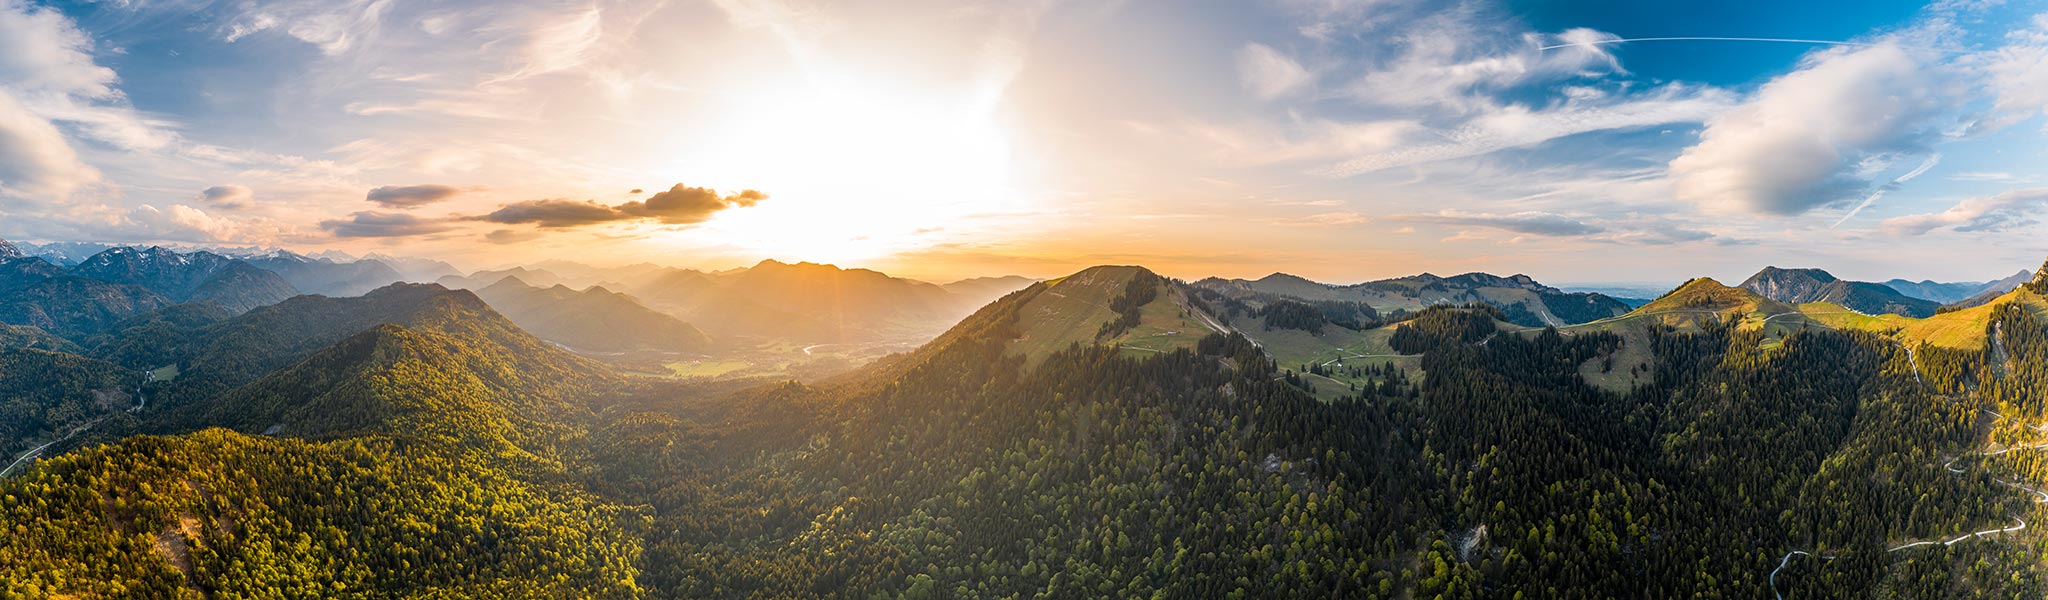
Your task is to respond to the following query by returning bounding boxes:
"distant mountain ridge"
[1738,266,1940,317]
[620,259,1026,344]
[242,250,408,297]
[1882,270,2034,303]
[1193,270,1629,327]
[473,276,711,353]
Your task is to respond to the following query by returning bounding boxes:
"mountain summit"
[1738,266,1939,317]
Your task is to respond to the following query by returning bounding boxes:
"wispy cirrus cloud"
[1235,42,1312,100]
[1882,188,2048,236]
[1392,209,1604,236]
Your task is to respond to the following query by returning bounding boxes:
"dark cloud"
[474,184,769,229]
[476,199,629,228]
[629,188,643,194]
[1395,210,1604,236]
[617,184,770,224]
[367,184,462,208]
[199,185,253,209]
[321,211,455,238]
[484,229,543,244]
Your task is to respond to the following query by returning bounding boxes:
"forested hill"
[6,260,2048,597]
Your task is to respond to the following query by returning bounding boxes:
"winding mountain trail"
[1777,405,2048,597]
[1319,352,1420,367]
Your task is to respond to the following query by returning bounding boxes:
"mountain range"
[241,250,408,297]
[0,242,303,339]
[11,242,2048,596]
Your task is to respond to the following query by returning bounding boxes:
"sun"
[655,72,1025,265]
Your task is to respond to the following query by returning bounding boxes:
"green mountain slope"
[0,277,174,339]
[0,429,641,599]
[0,323,80,354]
[0,349,140,461]
[195,321,609,446]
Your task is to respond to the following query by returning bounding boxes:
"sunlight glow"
[662,72,1024,264]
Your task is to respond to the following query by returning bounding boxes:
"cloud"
[1235,43,1311,100]
[1881,188,2048,236]
[477,199,625,228]
[1202,10,1735,177]
[1320,83,1732,176]
[1833,153,1942,228]
[1951,171,2016,182]
[1975,15,2048,131]
[367,184,461,208]
[477,185,769,228]
[0,90,95,200]
[0,0,174,154]
[320,211,455,238]
[0,0,121,201]
[1669,41,1955,216]
[617,184,769,224]
[1344,23,1624,114]
[1271,212,1370,227]
[486,5,604,83]
[0,0,114,96]
[199,184,255,209]
[483,229,542,244]
[1596,223,1718,245]
[1393,209,1604,236]
[221,0,396,55]
[119,204,271,243]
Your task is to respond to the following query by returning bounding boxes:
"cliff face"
[1738,267,1838,303]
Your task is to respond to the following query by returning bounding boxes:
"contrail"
[1832,153,1941,229]
[1538,37,1880,51]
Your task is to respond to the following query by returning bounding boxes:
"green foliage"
[1095,269,1161,340]
[0,349,140,459]
[0,430,641,599]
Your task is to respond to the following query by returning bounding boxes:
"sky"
[2,0,2048,285]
